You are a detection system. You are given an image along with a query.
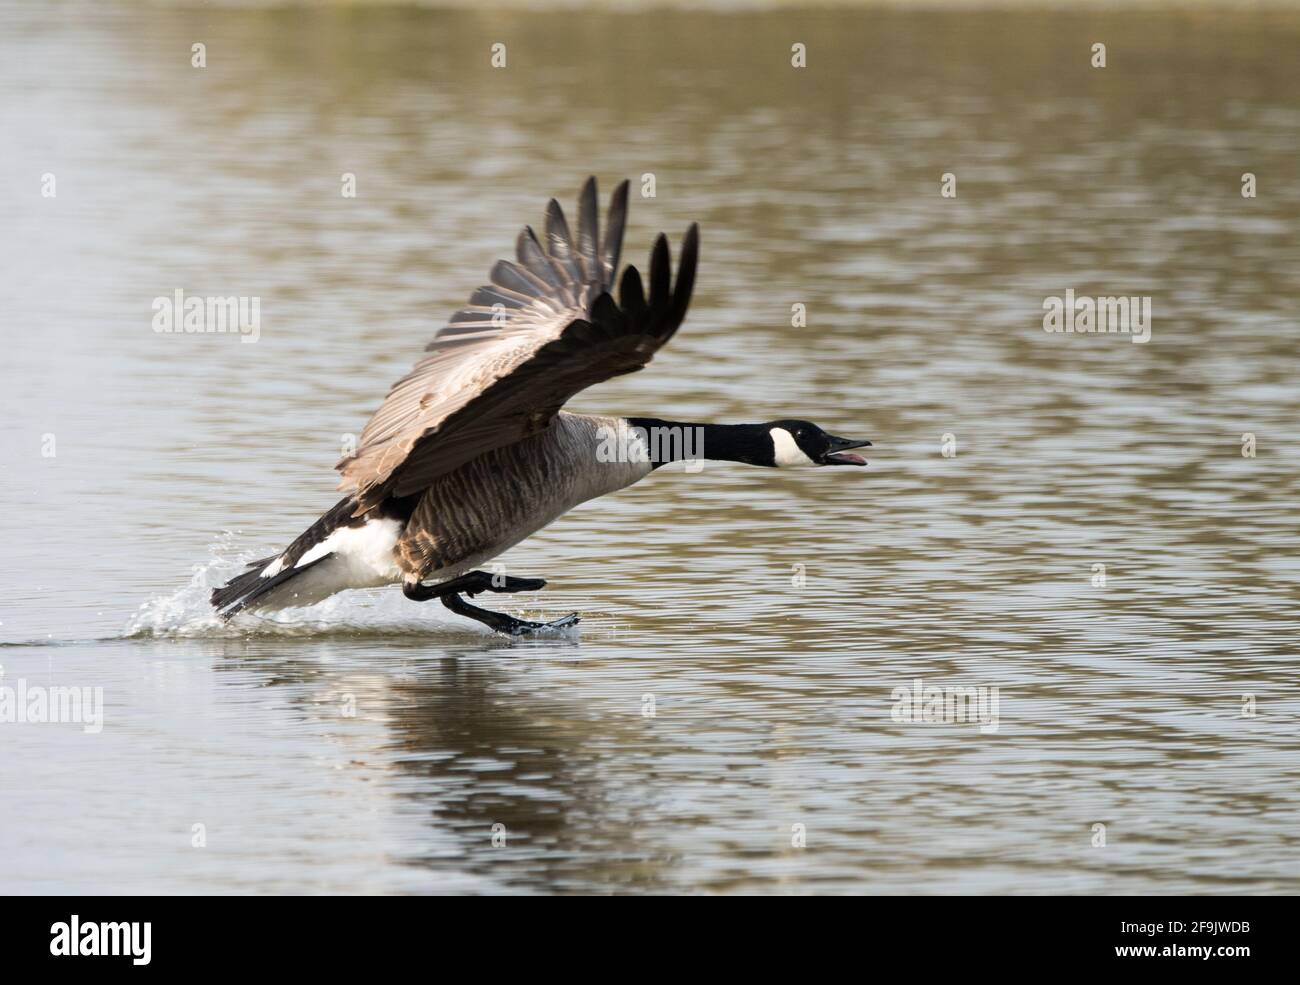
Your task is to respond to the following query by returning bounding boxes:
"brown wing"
[336,176,699,513]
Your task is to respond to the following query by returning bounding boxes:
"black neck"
[625,417,773,468]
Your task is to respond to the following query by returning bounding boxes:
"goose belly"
[399,415,651,581]
[403,481,596,582]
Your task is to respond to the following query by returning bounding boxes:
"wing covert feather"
[336,178,699,513]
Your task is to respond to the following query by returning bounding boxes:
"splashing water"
[123,533,584,640]
[123,533,487,639]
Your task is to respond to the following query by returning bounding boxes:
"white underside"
[254,517,405,610]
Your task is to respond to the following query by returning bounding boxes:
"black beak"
[819,435,872,466]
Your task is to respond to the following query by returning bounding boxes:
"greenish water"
[1,2,1298,893]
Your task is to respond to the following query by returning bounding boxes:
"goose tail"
[210,497,359,619]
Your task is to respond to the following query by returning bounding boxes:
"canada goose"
[211,177,871,634]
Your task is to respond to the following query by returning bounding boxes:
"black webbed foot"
[403,570,547,602]
[441,593,579,636]
[486,575,547,595]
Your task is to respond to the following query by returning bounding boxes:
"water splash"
[123,533,577,640]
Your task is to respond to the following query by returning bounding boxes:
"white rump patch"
[296,517,403,583]
[259,517,404,588]
[770,427,817,468]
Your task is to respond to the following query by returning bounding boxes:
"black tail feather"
[210,495,361,620]
[210,555,276,613]
[211,554,330,620]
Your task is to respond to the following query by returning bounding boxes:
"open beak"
[820,435,872,466]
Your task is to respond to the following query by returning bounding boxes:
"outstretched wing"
[336,176,699,513]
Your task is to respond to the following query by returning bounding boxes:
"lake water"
[2,1,1298,894]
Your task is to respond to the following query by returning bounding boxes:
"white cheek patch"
[770,427,817,468]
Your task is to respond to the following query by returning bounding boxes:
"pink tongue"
[833,452,866,465]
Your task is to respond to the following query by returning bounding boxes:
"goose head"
[766,420,871,468]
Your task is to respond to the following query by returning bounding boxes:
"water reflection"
[207,636,680,892]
